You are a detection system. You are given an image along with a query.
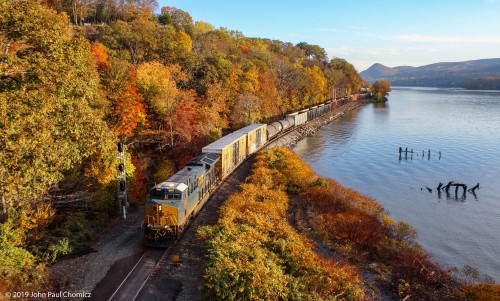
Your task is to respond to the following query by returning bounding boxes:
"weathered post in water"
[443,181,454,193]
[468,183,480,193]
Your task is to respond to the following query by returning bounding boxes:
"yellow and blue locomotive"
[143,153,220,247]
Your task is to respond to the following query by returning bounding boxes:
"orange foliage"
[238,45,248,53]
[320,211,385,251]
[90,42,110,73]
[464,284,500,301]
[113,85,147,138]
[258,70,280,118]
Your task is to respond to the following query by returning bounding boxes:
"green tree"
[296,41,327,62]
[159,6,194,36]
[99,18,158,65]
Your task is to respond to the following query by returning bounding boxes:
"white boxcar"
[286,111,308,126]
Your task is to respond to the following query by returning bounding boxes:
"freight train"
[143,95,366,246]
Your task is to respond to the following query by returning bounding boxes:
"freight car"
[202,131,247,179]
[231,124,267,156]
[144,94,364,246]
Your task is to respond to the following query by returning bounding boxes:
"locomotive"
[143,153,220,246]
[143,95,366,246]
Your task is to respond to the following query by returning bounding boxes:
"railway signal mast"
[117,142,128,219]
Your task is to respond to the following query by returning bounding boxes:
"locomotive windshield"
[167,193,181,200]
[150,189,165,199]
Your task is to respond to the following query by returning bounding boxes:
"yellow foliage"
[199,147,366,300]
[18,203,54,242]
[136,62,186,115]
[304,65,327,104]
[255,148,316,189]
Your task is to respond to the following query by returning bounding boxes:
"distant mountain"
[360,58,500,89]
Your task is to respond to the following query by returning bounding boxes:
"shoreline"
[291,90,500,284]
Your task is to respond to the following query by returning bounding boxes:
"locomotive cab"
[144,182,188,245]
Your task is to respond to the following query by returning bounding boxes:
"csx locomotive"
[143,95,366,246]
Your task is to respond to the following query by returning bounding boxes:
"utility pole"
[117,142,128,219]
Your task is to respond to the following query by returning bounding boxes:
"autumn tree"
[112,85,148,138]
[46,0,158,24]
[1,0,113,212]
[0,0,114,290]
[371,79,391,102]
[91,41,111,72]
[331,58,364,95]
[136,62,201,167]
[303,65,327,105]
[198,81,229,140]
[229,92,263,127]
[159,6,194,36]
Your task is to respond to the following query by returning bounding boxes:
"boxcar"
[286,112,307,127]
[318,104,326,116]
[202,131,247,179]
[307,106,317,121]
[232,123,267,155]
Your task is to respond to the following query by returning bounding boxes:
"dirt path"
[50,209,145,300]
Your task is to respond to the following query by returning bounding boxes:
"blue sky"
[158,0,500,71]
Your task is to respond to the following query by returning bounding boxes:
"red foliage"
[303,183,386,254]
[129,155,147,202]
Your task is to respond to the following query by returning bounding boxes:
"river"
[293,87,500,282]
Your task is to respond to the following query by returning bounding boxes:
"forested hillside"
[0,0,366,292]
[360,59,500,89]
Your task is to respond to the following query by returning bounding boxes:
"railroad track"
[107,248,165,301]
[105,169,233,300]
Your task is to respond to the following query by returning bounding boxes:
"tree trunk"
[1,192,7,223]
[168,117,179,171]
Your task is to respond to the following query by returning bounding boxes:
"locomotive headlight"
[158,205,162,211]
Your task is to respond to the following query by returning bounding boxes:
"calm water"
[293,87,500,281]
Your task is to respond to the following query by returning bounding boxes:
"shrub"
[464,284,500,301]
[0,207,49,292]
[199,148,366,300]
